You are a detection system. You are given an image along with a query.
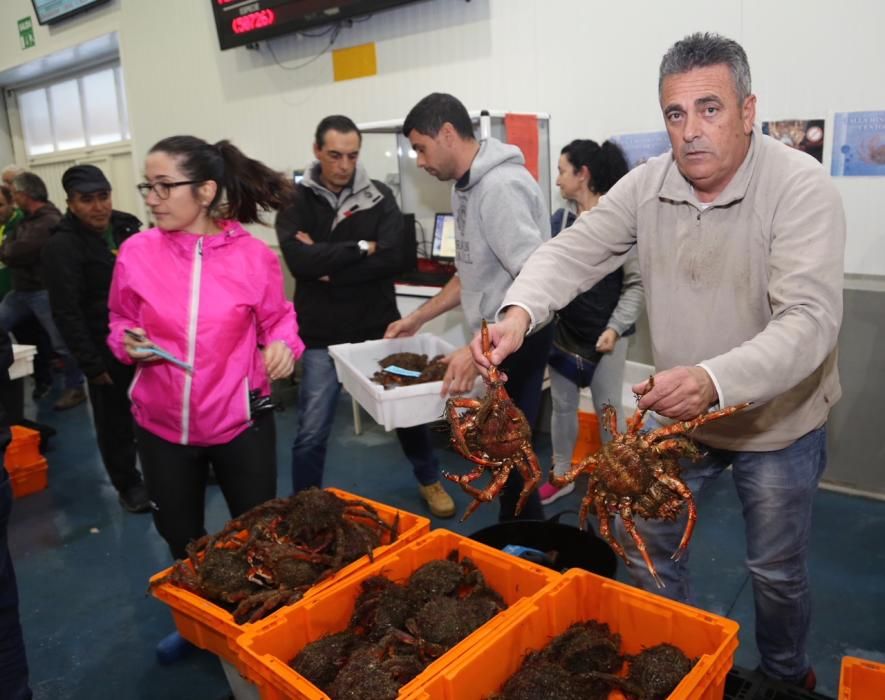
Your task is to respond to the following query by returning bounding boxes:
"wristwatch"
[357,240,370,256]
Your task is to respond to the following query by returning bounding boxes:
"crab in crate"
[151,488,402,623]
[444,320,542,521]
[551,377,749,586]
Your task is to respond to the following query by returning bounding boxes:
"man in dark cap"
[42,164,150,513]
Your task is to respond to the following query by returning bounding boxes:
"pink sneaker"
[539,481,575,505]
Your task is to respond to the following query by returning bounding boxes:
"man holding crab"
[474,33,844,692]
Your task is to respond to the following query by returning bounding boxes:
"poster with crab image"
[831,110,885,176]
[762,119,825,163]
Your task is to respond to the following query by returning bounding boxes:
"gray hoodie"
[452,137,549,330]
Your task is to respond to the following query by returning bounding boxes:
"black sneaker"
[118,482,153,513]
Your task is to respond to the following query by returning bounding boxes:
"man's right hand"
[384,315,421,339]
[90,372,113,385]
[469,307,531,376]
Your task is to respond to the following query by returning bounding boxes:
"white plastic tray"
[328,334,482,431]
[10,344,36,381]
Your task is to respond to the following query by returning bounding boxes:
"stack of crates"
[5,425,47,498]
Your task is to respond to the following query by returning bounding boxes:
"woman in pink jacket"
[108,135,305,561]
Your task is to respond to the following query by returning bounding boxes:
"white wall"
[0,0,881,265]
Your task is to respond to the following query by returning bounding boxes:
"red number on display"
[231,9,276,34]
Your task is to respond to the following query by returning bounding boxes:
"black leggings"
[136,413,277,560]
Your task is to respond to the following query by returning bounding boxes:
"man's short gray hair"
[12,172,48,203]
[1,165,23,179]
[659,32,752,104]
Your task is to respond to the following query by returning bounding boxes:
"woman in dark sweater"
[539,139,645,505]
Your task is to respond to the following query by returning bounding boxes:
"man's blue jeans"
[290,348,440,493]
[614,424,827,683]
[0,290,82,390]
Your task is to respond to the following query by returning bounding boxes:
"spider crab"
[444,320,542,521]
[552,378,749,586]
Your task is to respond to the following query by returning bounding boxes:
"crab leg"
[513,446,542,515]
[627,375,656,435]
[651,437,703,460]
[602,404,621,438]
[480,320,501,383]
[454,464,513,522]
[655,473,698,560]
[552,453,600,488]
[648,402,751,440]
[619,503,664,588]
[593,496,629,564]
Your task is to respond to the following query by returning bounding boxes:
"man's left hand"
[632,366,718,420]
[440,346,479,396]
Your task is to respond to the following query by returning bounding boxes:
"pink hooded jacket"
[107,221,305,446]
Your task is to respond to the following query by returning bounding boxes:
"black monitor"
[431,213,456,263]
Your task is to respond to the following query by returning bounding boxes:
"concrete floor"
[7,379,885,699]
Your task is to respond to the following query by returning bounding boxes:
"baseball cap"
[62,164,112,195]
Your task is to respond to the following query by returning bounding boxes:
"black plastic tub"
[469,511,618,578]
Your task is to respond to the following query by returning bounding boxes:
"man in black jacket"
[41,165,150,513]
[0,172,86,411]
[276,115,455,518]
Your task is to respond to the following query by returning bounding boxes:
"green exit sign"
[18,17,35,50]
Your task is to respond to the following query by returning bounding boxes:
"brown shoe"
[418,481,456,518]
[54,387,87,411]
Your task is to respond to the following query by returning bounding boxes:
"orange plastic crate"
[5,425,42,470]
[412,568,739,700]
[235,528,561,700]
[149,488,430,669]
[571,410,601,463]
[839,656,885,699]
[9,458,48,498]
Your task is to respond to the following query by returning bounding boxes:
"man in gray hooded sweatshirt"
[386,93,553,521]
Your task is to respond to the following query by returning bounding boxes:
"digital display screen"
[211,0,424,51]
[31,0,111,25]
[432,213,456,262]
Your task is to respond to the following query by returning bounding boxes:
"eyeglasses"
[136,180,201,200]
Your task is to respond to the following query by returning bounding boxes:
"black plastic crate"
[726,666,834,700]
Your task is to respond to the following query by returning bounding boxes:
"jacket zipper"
[127,366,142,401]
[180,237,203,444]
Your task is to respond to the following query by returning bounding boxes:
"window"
[16,62,130,157]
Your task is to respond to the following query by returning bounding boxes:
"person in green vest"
[0,173,24,299]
